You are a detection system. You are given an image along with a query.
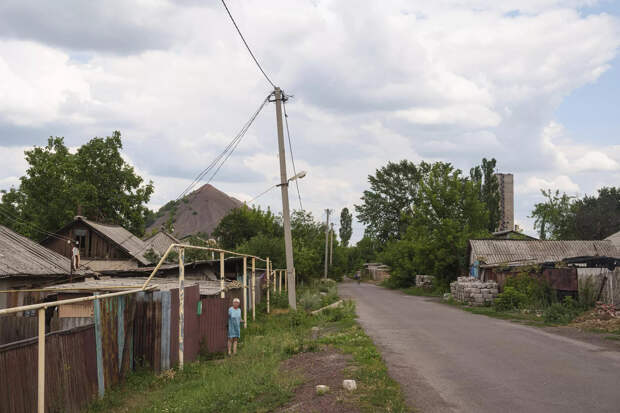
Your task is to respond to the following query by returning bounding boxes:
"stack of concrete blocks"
[450,277,499,306]
[416,275,435,289]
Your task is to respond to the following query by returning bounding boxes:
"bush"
[299,290,321,312]
[542,296,582,324]
[578,278,597,309]
[504,272,552,307]
[494,287,527,311]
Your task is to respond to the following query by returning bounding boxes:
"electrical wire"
[0,207,73,243]
[175,95,270,201]
[246,184,277,205]
[282,98,303,210]
[220,0,276,88]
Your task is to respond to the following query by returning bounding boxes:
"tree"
[0,132,154,238]
[530,186,620,240]
[355,160,429,244]
[470,157,500,232]
[379,162,490,286]
[573,187,620,239]
[530,189,576,240]
[212,205,281,249]
[339,207,353,246]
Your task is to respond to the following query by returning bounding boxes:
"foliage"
[355,160,429,244]
[0,132,153,238]
[213,205,281,250]
[380,161,491,286]
[339,207,353,246]
[504,272,552,308]
[529,186,619,240]
[469,158,500,232]
[493,287,527,311]
[542,297,582,324]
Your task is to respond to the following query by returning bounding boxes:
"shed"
[41,216,151,271]
[142,231,180,257]
[0,224,93,309]
[469,239,619,268]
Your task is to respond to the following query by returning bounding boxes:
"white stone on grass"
[316,385,330,395]
[343,380,357,391]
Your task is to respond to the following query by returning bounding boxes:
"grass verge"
[88,289,409,413]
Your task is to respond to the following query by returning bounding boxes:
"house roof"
[142,231,180,256]
[469,239,619,267]
[0,225,91,278]
[492,230,538,240]
[46,217,151,265]
[45,277,239,296]
[605,230,620,250]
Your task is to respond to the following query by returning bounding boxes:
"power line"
[220,0,276,88]
[0,207,73,243]
[246,184,277,205]
[282,98,303,210]
[175,95,270,202]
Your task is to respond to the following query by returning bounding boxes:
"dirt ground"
[276,348,359,413]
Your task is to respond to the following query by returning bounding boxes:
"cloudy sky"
[1,0,619,241]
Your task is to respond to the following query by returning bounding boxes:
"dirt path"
[339,282,620,413]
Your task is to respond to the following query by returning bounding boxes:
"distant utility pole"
[274,87,297,310]
[330,223,334,266]
[324,209,331,278]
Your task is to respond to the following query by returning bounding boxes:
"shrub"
[578,278,597,309]
[504,272,552,307]
[299,290,321,312]
[542,296,582,324]
[494,287,527,311]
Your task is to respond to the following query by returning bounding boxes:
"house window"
[74,229,87,256]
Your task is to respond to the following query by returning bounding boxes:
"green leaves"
[0,132,153,239]
[339,207,353,246]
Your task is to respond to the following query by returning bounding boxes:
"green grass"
[442,298,551,327]
[88,290,409,413]
[401,286,443,297]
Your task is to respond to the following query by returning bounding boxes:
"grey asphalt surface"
[339,282,620,413]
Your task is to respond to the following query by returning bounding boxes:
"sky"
[0,0,619,242]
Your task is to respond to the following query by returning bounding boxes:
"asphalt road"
[339,282,620,413]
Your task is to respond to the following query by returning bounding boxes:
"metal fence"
[0,244,282,413]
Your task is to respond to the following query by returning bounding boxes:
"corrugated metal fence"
[0,285,240,413]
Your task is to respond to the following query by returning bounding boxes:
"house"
[41,216,151,272]
[142,230,180,257]
[605,230,620,252]
[468,239,619,297]
[0,224,93,309]
[492,230,537,240]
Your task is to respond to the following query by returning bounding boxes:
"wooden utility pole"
[330,223,334,266]
[324,209,330,278]
[274,87,297,310]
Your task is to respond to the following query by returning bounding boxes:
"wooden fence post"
[37,307,45,413]
[220,252,225,299]
[178,247,185,370]
[251,257,256,321]
[243,256,248,328]
[266,258,270,314]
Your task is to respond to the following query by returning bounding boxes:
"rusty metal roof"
[0,225,91,277]
[142,231,180,257]
[469,239,619,267]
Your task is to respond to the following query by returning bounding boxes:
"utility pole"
[274,87,297,310]
[330,223,334,266]
[324,209,330,278]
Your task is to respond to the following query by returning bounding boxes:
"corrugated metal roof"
[470,239,619,266]
[606,230,620,250]
[78,217,150,265]
[45,277,238,296]
[0,225,91,277]
[142,231,180,256]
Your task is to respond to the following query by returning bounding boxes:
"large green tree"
[470,157,500,232]
[530,187,620,240]
[339,207,353,246]
[379,162,491,286]
[213,205,281,249]
[0,132,153,238]
[355,160,429,244]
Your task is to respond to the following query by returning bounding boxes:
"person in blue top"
[228,298,243,356]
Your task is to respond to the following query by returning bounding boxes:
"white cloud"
[0,0,618,242]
